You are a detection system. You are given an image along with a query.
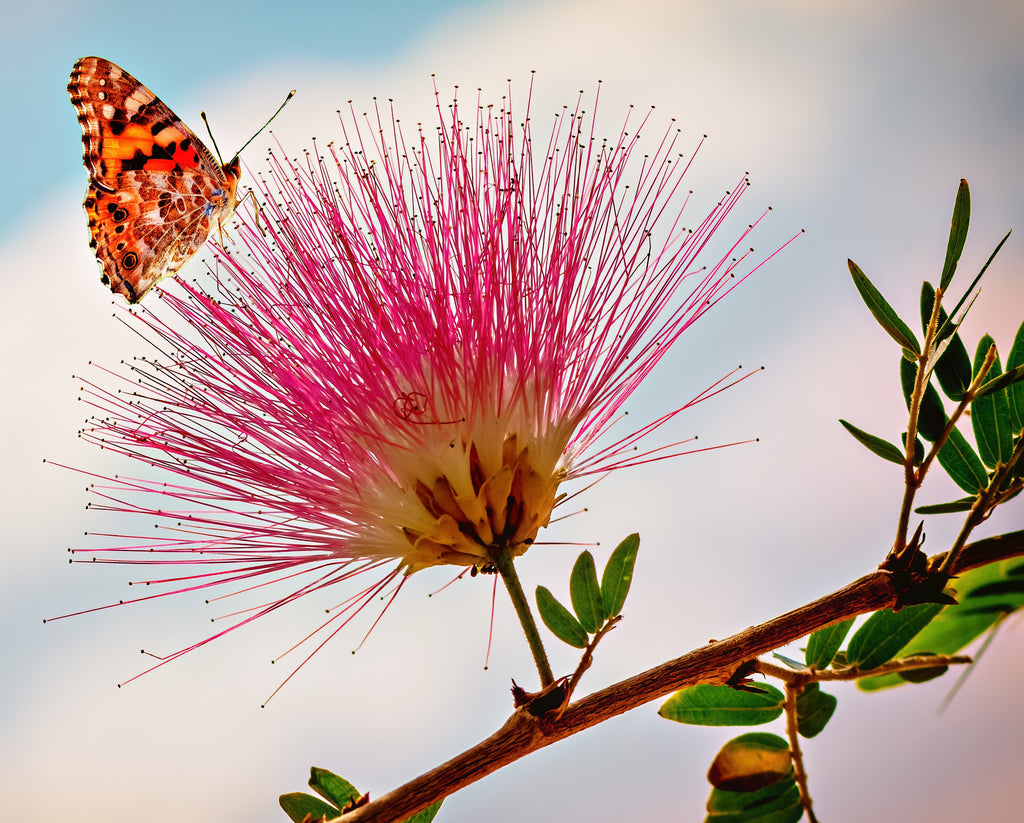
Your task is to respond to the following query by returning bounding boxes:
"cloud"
[4,0,1022,820]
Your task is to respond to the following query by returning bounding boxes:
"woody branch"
[340,530,1024,823]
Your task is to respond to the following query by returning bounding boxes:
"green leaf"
[849,259,921,354]
[279,793,341,823]
[839,419,904,465]
[960,569,1024,615]
[569,550,605,633]
[601,532,640,617]
[795,683,837,738]
[282,781,439,823]
[707,733,792,793]
[901,432,925,466]
[805,617,855,669]
[920,280,939,333]
[402,800,444,823]
[897,654,949,684]
[939,179,970,290]
[308,769,359,811]
[708,769,794,810]
[926,562,1024,629]
[971,336,1013,468]
[861,561,1024,694]
[1007,316,1024,431]
[920,281,971,401]
[856,672,909,692]
[900,358,946,442]
[536,585,589,648]
[976,363,1024,400]
[914,496,977,514]
[858,560,1024,691]
[968,578,1024,601]
[770,653,805,671]
[846,603,945,670]
[942,229,1011,333]
[935,425,989,493]
[659,683,785,727]
[706,781,803,823]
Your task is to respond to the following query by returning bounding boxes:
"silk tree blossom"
[64,83,788,681]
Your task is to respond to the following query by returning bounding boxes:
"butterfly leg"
[216,220,233,247]
[236,188,267,237]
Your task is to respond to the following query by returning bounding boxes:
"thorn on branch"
[726,660,763,692]
[343,793,371,813]
[511,614,624,720]
[510,677,569,716]
[880,522,958,607]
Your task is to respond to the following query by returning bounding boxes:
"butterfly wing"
[68,56,239,302]
[82,171,226,303]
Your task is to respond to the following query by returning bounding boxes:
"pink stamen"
[54,82,796,691]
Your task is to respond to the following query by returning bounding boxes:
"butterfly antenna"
[234,90,296,158]
[199,110,227,166]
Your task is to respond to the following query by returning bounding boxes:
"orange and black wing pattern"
[68,56,239,303]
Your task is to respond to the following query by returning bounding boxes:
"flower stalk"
[488,546,554,687]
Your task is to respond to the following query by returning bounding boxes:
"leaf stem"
[938,425,1024,577]
[783,683,819,823]
[490,545,555,687]
[895,340,998,564]
[894,287,944,557]
[562,615,622,708]
[754,653,971,685]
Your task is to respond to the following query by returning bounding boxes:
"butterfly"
[68,56,291,303]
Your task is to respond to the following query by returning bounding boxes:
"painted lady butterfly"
[68,57,287,303]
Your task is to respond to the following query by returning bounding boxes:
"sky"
[2,0,1023,821]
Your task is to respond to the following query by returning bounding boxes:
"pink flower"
[66,82,785,683]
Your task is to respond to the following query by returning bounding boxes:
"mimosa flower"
[65,82,785,680]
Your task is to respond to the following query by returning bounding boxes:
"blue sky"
[3,1,1023,821]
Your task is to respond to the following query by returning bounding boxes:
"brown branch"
[338,530,1024,822]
